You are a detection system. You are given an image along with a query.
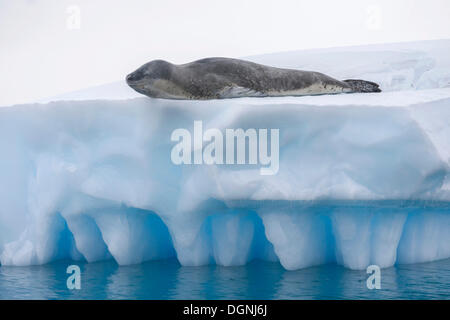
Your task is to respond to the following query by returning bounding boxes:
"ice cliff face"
[0,40,449,270]
[1,93,449,270]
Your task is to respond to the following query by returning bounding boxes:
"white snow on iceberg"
[0,40,449,270]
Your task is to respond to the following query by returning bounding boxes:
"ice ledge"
[0,92,449,269]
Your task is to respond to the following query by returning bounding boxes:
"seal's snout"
[126,73,136,84]
[126,70,149,95]
[126,70,145,85]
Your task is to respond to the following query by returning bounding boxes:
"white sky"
[1,0,450,106]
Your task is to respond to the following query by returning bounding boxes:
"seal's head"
[126,60,180,98]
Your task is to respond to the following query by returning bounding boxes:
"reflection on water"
[0,258,449,299]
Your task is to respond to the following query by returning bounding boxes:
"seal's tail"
[343,79,381,93]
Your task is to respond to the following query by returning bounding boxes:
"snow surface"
[0,40,449,270]
[34,39,450,104]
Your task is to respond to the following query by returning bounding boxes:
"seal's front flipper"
[343,79,381,93]
[218,86,264,99]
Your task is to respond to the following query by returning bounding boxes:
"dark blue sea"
[0,258,449,300]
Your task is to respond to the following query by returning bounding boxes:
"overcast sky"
[1,0,450,106]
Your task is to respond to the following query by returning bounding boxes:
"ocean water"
[0,258,449,300]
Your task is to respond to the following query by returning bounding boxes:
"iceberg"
[0,40,449,270]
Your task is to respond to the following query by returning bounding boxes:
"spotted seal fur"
[126,57,381,100]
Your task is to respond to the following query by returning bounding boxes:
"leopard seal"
[126,57,381,100]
